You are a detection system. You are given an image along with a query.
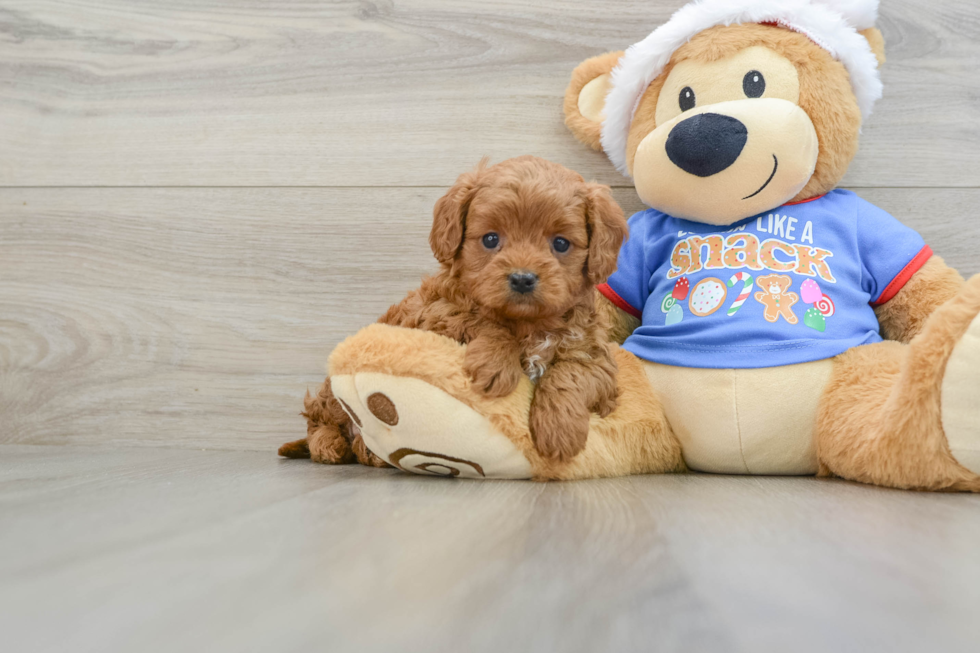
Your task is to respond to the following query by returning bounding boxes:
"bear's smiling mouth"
[742,154,779,200]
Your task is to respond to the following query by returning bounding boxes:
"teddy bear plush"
[302,0,980,490]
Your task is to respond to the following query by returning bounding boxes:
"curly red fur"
[289,156,628,464]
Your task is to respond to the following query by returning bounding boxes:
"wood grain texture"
[1,0,978,187]
[0,187,440,451]
[3,2,979,648]
[2,445,979,653]
[2,187,977,451]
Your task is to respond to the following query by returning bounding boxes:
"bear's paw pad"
[943,311,980,475]
[329,372,533,480]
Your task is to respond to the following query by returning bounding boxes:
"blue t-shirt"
[599,190,930,369]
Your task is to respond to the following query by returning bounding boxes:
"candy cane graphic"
[726,272,754,316]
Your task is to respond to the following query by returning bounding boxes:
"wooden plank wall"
[2,0,979,452]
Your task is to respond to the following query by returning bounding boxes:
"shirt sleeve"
[855,196,931,305]
[597,210,653,318]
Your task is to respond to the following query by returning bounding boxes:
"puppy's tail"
[278,438,311,458]
[277,388,322,458]
[281,384,361,464]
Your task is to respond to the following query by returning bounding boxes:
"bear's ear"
[860,27,886,66]
[429,161,486,265]
[563,51,624,151]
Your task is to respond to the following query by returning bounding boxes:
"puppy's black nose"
[665,113,748,177]
[508,271,538,294]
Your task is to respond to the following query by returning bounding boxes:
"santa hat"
[601,0,883,175]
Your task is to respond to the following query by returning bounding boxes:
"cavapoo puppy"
[280,155,629,464]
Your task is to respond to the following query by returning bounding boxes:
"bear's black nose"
[508,271,538,294]
[665,113,748,177]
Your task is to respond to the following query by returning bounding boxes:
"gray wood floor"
[2,445,980,653]
[2,1,980,651]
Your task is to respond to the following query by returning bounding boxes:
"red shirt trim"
[872,245,933,307]
[597,283,642,319]
[783,194,826,206]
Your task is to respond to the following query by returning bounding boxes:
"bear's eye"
[743,70,766,98]
[482,232,500,249]
[552,237,570,253]
[678,86,696,112]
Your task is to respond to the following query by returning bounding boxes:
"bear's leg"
[815,275,980,492]
[326,323,684,480]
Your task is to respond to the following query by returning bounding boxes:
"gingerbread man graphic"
[754,274,799,324]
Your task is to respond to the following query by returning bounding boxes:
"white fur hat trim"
[601,0,882,175]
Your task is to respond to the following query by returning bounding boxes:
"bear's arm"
[596,290,641,345]
[874,255,964,343]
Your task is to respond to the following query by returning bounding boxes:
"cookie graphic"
[660,293,677,313]
[688,277,727,317]
[665,303,683,326]
[753,274,799,324]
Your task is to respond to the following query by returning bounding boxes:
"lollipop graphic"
[815,294,835,317]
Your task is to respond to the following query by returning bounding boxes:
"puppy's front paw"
[593,392,618,419]
[464,350,521,398]
[529,400,589,463]
[592,381,619,418]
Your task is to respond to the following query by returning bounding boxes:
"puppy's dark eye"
[743,70,765,98]
[679,86,696,112]
[552,237,570,253]
[481,232,499,249]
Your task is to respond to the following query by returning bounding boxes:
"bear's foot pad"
[330,372,533,479]
[943,311,980,475]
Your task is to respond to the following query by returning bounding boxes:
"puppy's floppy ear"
[583,183,628,285]
[429,161,486,264]
[564,51,623,151]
